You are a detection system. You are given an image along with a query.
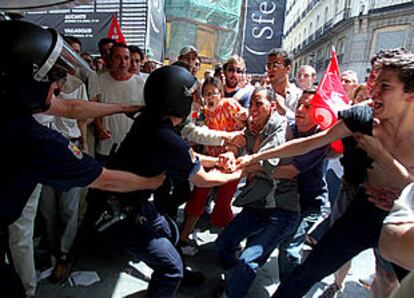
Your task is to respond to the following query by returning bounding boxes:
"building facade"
[283,0,414,81]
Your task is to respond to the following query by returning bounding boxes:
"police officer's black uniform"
[0,20,102,297]
[89,65,201,297]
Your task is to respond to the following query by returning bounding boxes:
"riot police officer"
[0,20,163,297]
[90,65,242,297]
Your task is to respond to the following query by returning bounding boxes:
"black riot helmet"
[0,20,91,115]
[144,65,199,118]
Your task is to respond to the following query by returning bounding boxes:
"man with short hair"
[240,52,414,298]
[277,89,329,282]
[81,52,95,70]
[223,55,251,108]
[296,65,317,90]
[94,56,103,72]
[266,48,302,118]
[341,70,358,100]
[178,45,198,71]
[217,87,303,298]
[92,43,145,164]
[128,45,148,81]
[217,88,329,298]
[97,37,116,73]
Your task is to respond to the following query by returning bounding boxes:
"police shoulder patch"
[68,142,83,159]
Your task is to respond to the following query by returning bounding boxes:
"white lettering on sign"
[65,14,87,20]
[251,1,276,40]
[64,28,92,34]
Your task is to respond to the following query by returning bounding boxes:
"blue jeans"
[103,201,182,298]
[273,193,388,298]
[278,210,321,282]
[310,169,342,241]
[216,207,299,298]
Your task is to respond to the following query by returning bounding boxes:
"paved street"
[36,205,374,298]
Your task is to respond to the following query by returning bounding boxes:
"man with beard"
[223,55,252,108]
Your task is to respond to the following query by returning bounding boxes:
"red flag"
[107,15,126,44]
[311,48,350,152]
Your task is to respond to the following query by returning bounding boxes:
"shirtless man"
[237,52,414,297]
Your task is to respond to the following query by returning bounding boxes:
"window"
[196,26,217,57]
[324,45,331,67]
[324,6,329,23]
[309,22,313,39]
[336,37,346,63]
[371,25,409,56]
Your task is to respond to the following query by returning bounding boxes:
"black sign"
[26,12,113,55]
[147,0,165,62]
[241,0,286,74]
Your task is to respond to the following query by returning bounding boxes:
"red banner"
[312,48,350,152]
[107,15,126,44]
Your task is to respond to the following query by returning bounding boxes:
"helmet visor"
[34,33,92,93]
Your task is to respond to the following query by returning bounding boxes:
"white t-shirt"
[139,72,149,81]
[93,72,145,155]
[53,83,89,139]
[284,83,303,119]
[33,113,54,127]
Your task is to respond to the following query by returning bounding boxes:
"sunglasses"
[227,66,244,74]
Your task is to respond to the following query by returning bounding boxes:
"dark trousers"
[153,179,191,220]
[273,194,388,298]
[102,201,183,298]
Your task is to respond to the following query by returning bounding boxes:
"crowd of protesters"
[6,29,414,298]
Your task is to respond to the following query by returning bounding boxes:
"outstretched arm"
[89,168,165,192]
[44,97,142,120]
[238,120,351,167]
[190,167,242,188]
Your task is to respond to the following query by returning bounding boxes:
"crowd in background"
[8,32,414,298]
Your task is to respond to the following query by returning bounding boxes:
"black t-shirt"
[105,112,201,207]
[338,104,374,186]
[1,116,103,226]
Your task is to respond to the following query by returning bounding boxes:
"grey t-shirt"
[234,111,300,212]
